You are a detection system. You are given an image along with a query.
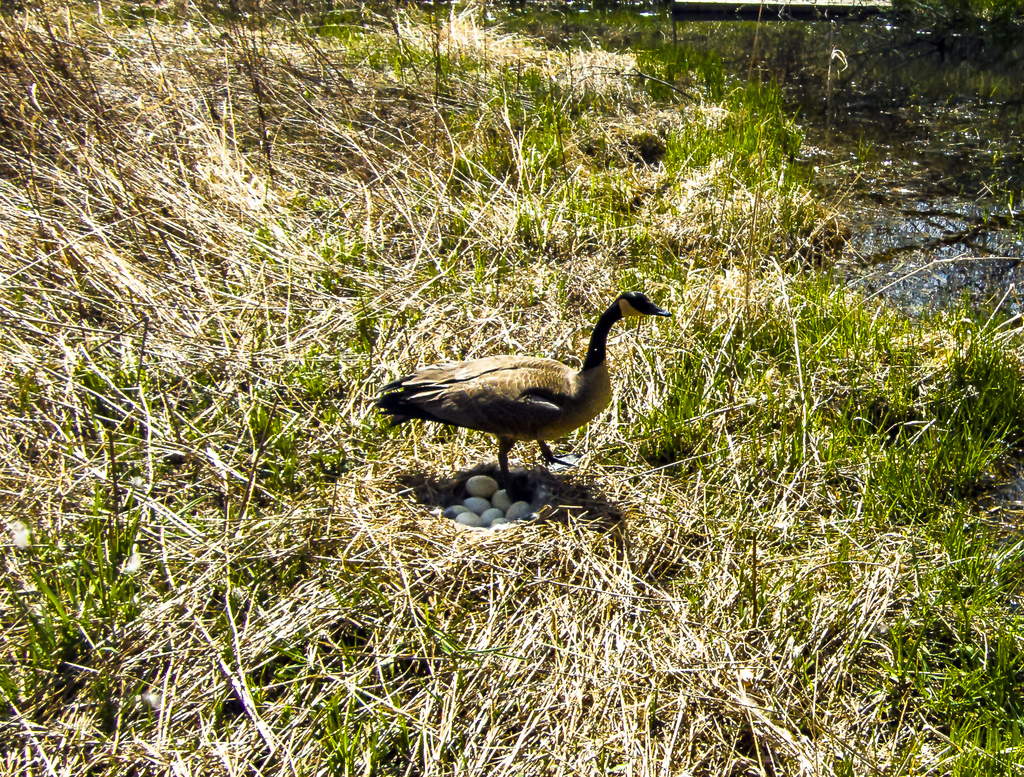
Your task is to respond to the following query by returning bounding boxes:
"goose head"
[617,291,673,319]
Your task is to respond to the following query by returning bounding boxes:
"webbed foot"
[538,441,579,471]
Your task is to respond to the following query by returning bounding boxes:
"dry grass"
[1,3,1021,776]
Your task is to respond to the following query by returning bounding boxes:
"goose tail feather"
[375,380,446,426]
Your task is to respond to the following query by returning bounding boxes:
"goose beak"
[651,305,671,317]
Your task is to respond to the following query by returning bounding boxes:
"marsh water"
[732,18,1024,315]
[512,9,1024,315]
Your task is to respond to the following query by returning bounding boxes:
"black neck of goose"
[581,302,623,372]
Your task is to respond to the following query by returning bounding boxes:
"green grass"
[641,283,1024,523]
[629,279,1024,772]
[2,3,1024,775]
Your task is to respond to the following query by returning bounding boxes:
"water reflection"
[687,17,1024,313]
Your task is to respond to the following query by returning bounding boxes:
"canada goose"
[376,291,671,481]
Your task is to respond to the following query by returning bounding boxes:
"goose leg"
[497,437,516,481]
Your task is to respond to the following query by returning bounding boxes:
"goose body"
[376,292,670,479]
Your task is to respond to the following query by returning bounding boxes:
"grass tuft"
[1,3,1023,775]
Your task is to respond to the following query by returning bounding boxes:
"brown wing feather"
[385,356,577,439]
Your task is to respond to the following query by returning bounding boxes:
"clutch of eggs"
[441,475,547,530]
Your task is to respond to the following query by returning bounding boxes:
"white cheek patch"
[618,298,642,317]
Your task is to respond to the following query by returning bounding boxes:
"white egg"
[462,496,492,515]
[465,475,499,499]
[491,489,513,511]
[443,504,471,519]
[480,508,505,523]
[505,501,533,522]
[455,512,487,527]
